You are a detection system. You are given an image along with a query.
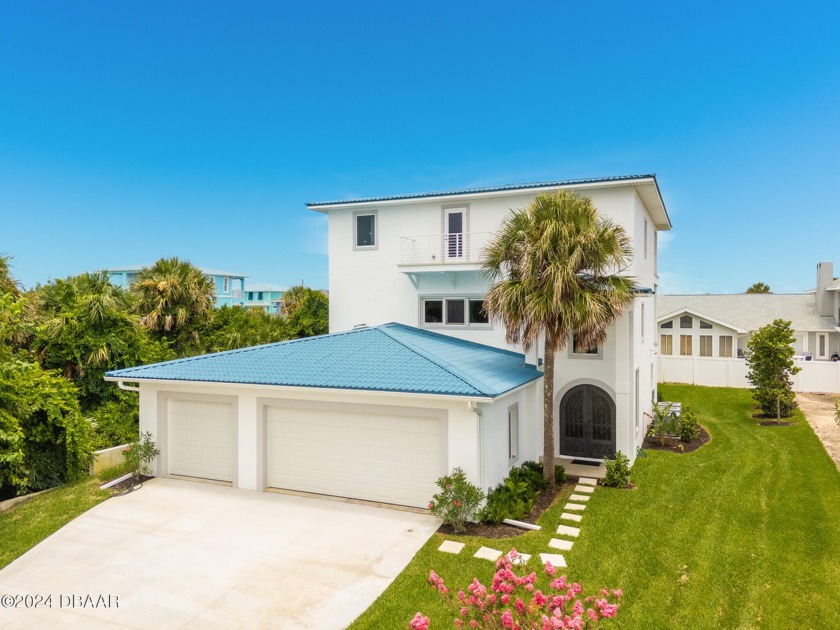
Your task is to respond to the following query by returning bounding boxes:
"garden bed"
[437,480,572,539]
[642,424,711,453]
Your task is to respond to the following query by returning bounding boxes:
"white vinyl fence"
[658,356,840,394]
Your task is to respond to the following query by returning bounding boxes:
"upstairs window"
[354,211,377,249]
[699,320,713,329]
[572,334,600,356]
[660,320,673,329]
[680,315,693,329]
[223,277,229,293]
[422,297,490,328]
[258,292,264,301]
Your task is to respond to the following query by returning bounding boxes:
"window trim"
[508,403,519,464]
[353,210,378,250]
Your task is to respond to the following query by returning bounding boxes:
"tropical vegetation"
[482,191,636,488]
[0,254,327,499]
[745,281,771,293]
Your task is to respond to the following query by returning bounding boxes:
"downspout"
[469,401,485,493]
[117,381,140,392]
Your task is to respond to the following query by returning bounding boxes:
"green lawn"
[350,385,840,629]
[0,477,110,570]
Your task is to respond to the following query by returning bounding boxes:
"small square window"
[469,299,489,325]
[354,212,377,248]
[424,300,443,323]
[572,334,599,355]
[445,299,465,325]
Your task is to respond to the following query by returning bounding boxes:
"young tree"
[131,257,216,356]
[483,191,636,488]
[746,319,800,419]
[746,282,771,294]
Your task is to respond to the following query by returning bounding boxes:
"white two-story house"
[106,174,670,509]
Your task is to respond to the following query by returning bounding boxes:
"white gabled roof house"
[107,174,671,508]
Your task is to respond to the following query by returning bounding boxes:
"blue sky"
[2,1,839,294]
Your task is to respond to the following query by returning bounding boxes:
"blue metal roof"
[307,174,657,208]
[105,323,541,398]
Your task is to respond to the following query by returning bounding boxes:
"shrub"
[123,432,160,483]
[413,549,622,628]
[90,392,139,450]
[427,468,484,533]
[678,407,700,443]
[510,461,548,493]
[481,477,537,524]
[603,451,631,488]
[519,459,566,486]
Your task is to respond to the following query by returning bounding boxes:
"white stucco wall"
[138,380,492,494]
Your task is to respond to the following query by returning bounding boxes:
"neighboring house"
[106,174,671,508]
[241,283,286,314]
[104,265,247,308]
[657,262,840,361]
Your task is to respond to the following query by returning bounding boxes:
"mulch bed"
[437,480,573,539]
[642,424,711,454]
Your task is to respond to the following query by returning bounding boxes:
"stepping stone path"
[434,477,600,573]
[438,540,465,554]
[474,546,503,562]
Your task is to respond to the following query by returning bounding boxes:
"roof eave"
[103,376,496,403]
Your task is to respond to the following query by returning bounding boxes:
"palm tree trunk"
[543,342,556,491]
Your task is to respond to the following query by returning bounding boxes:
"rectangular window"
[644,219,648,259]
[699,335,712,357]
[660,334,673,355]
[258,292,264,301]
[818,333,828,358]
[423,299,443,323]
[635,369,640,433]
[469,299,489,324]
[680,315,693,329]
[222,277,229,293]
[508,404,519,462]
[354,212,377,248]
[248,292,254,301]
[445,299,465,325]
[641,303,645,342]
[719,335,733,358]
[572,334,599,355]
[680,335,693,356]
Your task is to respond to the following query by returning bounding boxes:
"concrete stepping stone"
[579,477,598,486]
[438,540,465,554]
[504,551,531,565]
[556,524,580,537]
[539,553,567,568]
[564,502,586,511]
[560,512,583,523]
[574,485,595,494]
[549,538,574,551]
[474,546,503,561]
[569,493,590,502]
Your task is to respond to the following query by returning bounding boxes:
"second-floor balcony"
[399,232,493,267]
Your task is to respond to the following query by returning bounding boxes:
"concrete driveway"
[0,477,439,629]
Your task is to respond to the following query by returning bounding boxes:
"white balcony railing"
[399,232,492,266]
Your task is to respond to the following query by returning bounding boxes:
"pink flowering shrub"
[409,549,621,629]
[427,467,484,534]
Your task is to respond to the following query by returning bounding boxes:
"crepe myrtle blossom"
[409,550,621,629]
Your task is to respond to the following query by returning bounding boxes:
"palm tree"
[131,257,215,355]
[746,282,771,294]
[0,254,21,296]
[483,191,637,488]
[280,285,312,317]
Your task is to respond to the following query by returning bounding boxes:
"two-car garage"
[163,396,445,508]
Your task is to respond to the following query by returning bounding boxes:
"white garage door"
[266,405,442,508]
[168,399,236,482]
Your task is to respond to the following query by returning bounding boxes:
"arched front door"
[559,385,616,458]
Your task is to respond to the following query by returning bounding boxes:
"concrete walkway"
[797,392,840,470]
[0,477,440,629]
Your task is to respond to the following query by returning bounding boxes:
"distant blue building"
[104,265,247,309]
[242,283,287,315]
